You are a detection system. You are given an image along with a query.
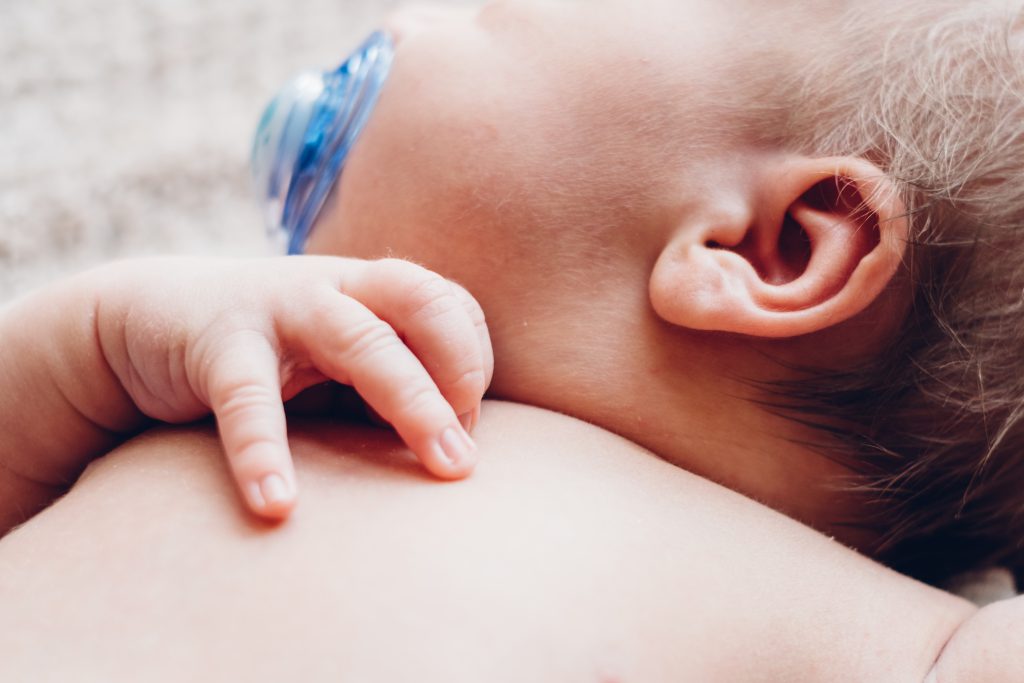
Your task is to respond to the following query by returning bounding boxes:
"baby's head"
[286,0,1023,582]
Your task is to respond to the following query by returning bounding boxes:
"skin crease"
[306,0,911,541]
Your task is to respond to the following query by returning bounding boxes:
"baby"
[2,0,1023,607]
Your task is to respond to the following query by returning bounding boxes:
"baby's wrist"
[0,268,153,533]
[2,266,147,466]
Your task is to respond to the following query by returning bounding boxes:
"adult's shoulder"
[0,400,969,682]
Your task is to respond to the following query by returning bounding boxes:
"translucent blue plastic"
[251,31,395,254]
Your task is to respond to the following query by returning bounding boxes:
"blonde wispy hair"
[751,0,1024,583]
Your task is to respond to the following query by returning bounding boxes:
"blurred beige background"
[0,0,473,299]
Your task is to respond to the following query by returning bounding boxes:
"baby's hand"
[93,256,493,520]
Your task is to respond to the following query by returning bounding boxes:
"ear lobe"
[650,157,909,338]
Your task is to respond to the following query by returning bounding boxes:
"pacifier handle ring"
[250,31,395,255]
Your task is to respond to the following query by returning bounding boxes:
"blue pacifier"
[251,31,395,254]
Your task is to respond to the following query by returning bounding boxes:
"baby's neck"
[485,313,867,548]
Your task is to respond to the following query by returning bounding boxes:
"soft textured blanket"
[0,0,420,297]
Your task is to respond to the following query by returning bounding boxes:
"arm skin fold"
[0,269,146,532]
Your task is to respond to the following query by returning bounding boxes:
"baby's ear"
[649,157,909,338]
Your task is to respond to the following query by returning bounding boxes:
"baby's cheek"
[304,189,344,256]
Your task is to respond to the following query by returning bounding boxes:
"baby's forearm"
[0,269,146,532]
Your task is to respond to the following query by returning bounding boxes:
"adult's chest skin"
[0,401,969,682]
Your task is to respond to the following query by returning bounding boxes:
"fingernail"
[438,425,476,468]
[259,473,292,507]
[247,481,266,509]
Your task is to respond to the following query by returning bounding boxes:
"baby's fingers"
[205,331,297,520]
[342,259,493,426]
[295,290,477,480]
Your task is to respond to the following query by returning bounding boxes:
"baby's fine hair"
[752,0,1024,583]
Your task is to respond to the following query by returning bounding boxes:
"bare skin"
[0,403,972,682]
[0,0,1020,678]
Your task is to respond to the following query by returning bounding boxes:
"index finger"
[203,331,298,520]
